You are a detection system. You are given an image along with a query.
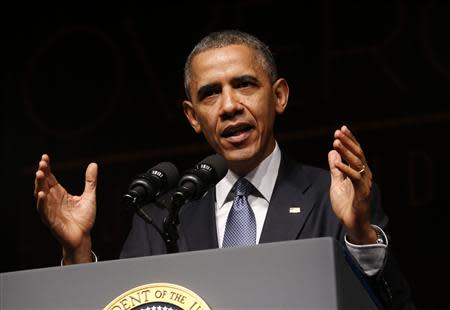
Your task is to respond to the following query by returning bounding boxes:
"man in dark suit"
[35,30,415,309]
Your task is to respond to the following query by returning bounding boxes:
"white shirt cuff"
[60,251,98,266]
[345,225,388,276]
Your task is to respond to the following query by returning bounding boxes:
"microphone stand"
[163,188,191,254]
[121,194,166,245]
[162,206,180,254]
[123,193,183,254]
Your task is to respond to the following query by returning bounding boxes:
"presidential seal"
[103,283,211,310]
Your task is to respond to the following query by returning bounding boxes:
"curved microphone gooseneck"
[121,161,179,240]
[163,154,228,253]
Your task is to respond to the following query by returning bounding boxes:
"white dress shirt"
[215,142,387,276]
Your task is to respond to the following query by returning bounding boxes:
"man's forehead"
[190,46,261,84]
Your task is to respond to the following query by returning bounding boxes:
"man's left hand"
[328,125,378,245]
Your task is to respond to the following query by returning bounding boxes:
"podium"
[1,237,379,309]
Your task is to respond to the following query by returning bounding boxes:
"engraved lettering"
[104,284,209,310]
[120,299,130,310]
[154,289,167,299]
[190,301,202,310]
[152,170,164,178]
[129,293,141,307]
[141,289,151,302]
[199,164,212,172]
[169,291,186,304]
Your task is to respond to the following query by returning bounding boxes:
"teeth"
[230,128,242,135]
[223,125,250,137]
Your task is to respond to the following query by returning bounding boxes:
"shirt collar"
[215,142,282,208]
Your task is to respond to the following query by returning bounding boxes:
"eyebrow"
[231,75,260,87]
[197,83,221,101]
[196,75,261,101]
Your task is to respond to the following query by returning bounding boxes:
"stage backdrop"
[2,2,449,309]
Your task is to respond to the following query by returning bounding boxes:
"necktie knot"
[234,177,253,197]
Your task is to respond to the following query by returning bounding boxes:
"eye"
[232,76,260,90]
[205,89,221,97]
[199,90,220,103]
[198,84,222,102]
[237,81,253,88]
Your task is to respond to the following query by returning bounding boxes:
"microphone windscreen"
[197,153,228,182]
[151,161,180,189]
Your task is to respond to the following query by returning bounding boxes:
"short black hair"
[184,30,278,100]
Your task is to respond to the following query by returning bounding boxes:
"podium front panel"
[1,237,377,309]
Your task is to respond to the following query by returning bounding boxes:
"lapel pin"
[289,207,301,214]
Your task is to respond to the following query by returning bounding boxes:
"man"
[35,30,414,308]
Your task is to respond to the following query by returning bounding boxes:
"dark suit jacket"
[120,152,415,309]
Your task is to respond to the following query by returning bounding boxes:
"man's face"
[183,44,289,175]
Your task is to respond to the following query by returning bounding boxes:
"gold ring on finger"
[358,165,366,174]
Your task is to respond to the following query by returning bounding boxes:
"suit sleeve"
[366,183,417,309]
[120,201,169,258]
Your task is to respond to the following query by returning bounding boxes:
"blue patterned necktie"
[222,177,257,247]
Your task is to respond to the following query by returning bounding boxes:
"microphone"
[171,154,228,207]
[122,161,180,207]
[162,154,226,253]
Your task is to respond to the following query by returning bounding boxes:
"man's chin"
[221,146,258,165]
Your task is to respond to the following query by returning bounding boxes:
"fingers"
[35,154,49,197]
[36,153,58,184]
[328,149,366,185]
[83,163,98,195]
[335,160,365,182]
[34,153,60,198]
[332,126,373,182]
[328,150,344,182]
[36,190,47,212]
[333,125,367,172]
[34,170,47,197]
[42,153,50,164]
[340,125,358,146]
[36,190,51,225]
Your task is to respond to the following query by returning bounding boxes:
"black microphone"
[122,162,180,207]
[171,154,228,207]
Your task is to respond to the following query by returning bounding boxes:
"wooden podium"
[0,237,380,309]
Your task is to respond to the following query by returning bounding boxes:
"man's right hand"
[34,154,97,264]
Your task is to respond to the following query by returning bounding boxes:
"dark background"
[2,1,449,309]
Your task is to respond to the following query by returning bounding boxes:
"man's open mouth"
[221,124,254,138]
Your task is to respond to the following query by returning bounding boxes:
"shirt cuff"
[345,225,388,276]
[60,251,98,266]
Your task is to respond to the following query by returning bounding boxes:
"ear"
[272,78,289,114]
[182,100,202,133]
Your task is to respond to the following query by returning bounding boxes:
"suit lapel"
[259,154,316,243]
[178,189,218,251]
[178,153,322,249]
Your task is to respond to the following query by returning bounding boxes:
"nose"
[220,88,242,119]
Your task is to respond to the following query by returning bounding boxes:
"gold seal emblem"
[104,283,211,310]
